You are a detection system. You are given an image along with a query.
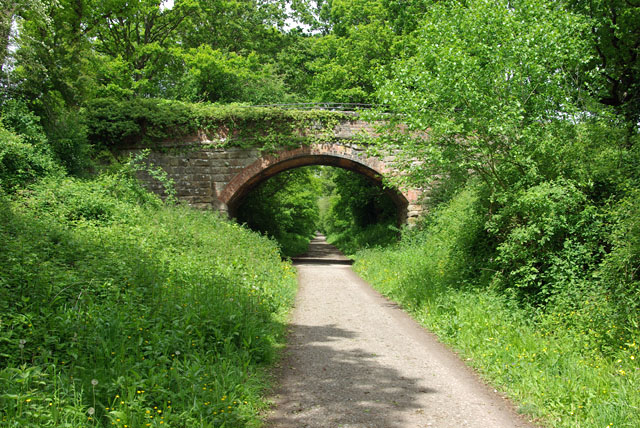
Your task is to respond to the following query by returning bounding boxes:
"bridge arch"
[219,143,413,224]
[118,117,424,223]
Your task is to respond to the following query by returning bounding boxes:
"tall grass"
[354,185,639,428]
[0,174,296,427]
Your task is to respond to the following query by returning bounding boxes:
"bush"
[44,105,92,176]
[355,183,487,305]
[596,188,640,347]
[0,127,59,192]
[487,180,606,306]
[1,97,91,180]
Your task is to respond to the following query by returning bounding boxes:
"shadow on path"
[292,234,353,265]
[266,323,437,428]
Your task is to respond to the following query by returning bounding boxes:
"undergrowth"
[354,184,639,428]
[0,173,296,427]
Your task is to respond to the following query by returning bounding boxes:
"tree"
[0,0,49,73]
[5,0,93,174]
[375,0,596,192]
[177,0,288,57]
[304,0,417,103]
[176,45,289,103]
[84,0,291,99]
[85,0,198,94]
[567,0,640,138]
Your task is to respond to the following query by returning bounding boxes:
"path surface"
[265,235,536,428]
[291,234,353,264]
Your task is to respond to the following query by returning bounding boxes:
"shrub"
[487,180,606,306]
[597,188,640,346]
[0,127,59,192]
[43,105,92,176]
[355,183,487,305]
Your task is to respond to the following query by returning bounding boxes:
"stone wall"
[118,119,424,224]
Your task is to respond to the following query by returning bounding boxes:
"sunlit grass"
[0,176,296,427]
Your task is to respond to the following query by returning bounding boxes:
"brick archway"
[219,143,419,224]
[118,116,425,223]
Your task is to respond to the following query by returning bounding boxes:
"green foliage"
[236,167,320,257]
[0,100,61,191]
[567,0,640,131]
[487,180,605,306]
[2,1,640,426]
[8,0,97,176]
[355,4,640,425]
[0,99,48,149]
[597,188,640,343]
[85,97,349,152]
[0,174,296,427]
[368,0,639,347]
[177,46,289,104]
[356,184,488,306]
[4,0,95,176]
[83,0,291,101]
[375,0,595,191]
[41,100,92,176]
[304,0,406,103]
[321,168,398,254]
[0,127,59,192]
[10,0,93,108]
[176,0,289,55]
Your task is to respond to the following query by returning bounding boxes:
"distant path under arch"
[219,143,420,224]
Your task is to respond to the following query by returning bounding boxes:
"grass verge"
[0,174,297,427]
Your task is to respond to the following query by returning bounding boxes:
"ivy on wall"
[86,98,351,153]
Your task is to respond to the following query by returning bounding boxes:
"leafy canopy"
[376,0,596,191]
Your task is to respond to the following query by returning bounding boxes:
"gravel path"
[265,236,536,428]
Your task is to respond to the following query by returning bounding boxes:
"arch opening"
[233,163,403,257]
[223,153,410,225]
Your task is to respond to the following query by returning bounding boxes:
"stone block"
[192,174,212,182]
[227,150,253,159]
[186,151,209,160]
[191,159,212,167]
[211,174,229,182]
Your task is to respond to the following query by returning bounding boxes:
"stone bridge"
[120,114,424,224]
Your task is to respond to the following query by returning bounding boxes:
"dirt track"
[265,236,536,428]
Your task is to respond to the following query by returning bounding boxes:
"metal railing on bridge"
[241,102,388,112]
